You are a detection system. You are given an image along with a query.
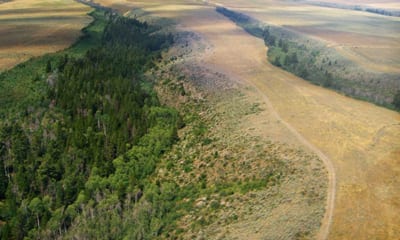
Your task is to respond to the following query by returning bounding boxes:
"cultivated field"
[209,0,400,75]
[93,0,400,239]
[0,0,92,71]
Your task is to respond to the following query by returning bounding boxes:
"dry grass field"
[0,0,92,71]
[303,0,400,10]
[93,0,400,239]
[210,0,400,74]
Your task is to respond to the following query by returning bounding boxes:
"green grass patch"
[66,10,107,57]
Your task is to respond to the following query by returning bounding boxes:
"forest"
[0,9,182,239]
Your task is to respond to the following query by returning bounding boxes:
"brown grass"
[0,0,92,71]
[287,25,400,73]
[304,0,400,10]
[152,35,327,239]
[212,0,400,74]
[190,6,400,239]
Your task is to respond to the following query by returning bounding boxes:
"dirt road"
[195,9,400,239]
[250,79,336,240]
[194,3,335,238]
[94,0,400,239]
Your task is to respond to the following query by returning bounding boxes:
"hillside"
[0,1,329,239]
[94,0,400,239]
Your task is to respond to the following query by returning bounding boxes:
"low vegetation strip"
[216,6,400,110]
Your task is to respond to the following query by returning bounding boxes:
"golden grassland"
[0,0,92,71]
[93,0,400,239]
[305,0,400,10]
[212,0,400,74]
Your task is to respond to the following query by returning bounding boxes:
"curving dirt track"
[93,0,400,239]
[250,78,336,240]
[189,4,335,238]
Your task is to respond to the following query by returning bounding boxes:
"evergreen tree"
[46,60,52,73]
[393,90,400,110]
[0,156,7,199]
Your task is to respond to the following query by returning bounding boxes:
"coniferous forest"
[0,10,183,239]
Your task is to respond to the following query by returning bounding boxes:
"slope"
[103,1,400,239]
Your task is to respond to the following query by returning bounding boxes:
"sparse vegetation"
[150,59,327,238]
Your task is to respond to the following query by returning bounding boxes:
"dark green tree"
[0,156,7,199]
[273,56,281,67]
[393,90,400,110]
[46,60,52,73]
[289,52,298,64]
